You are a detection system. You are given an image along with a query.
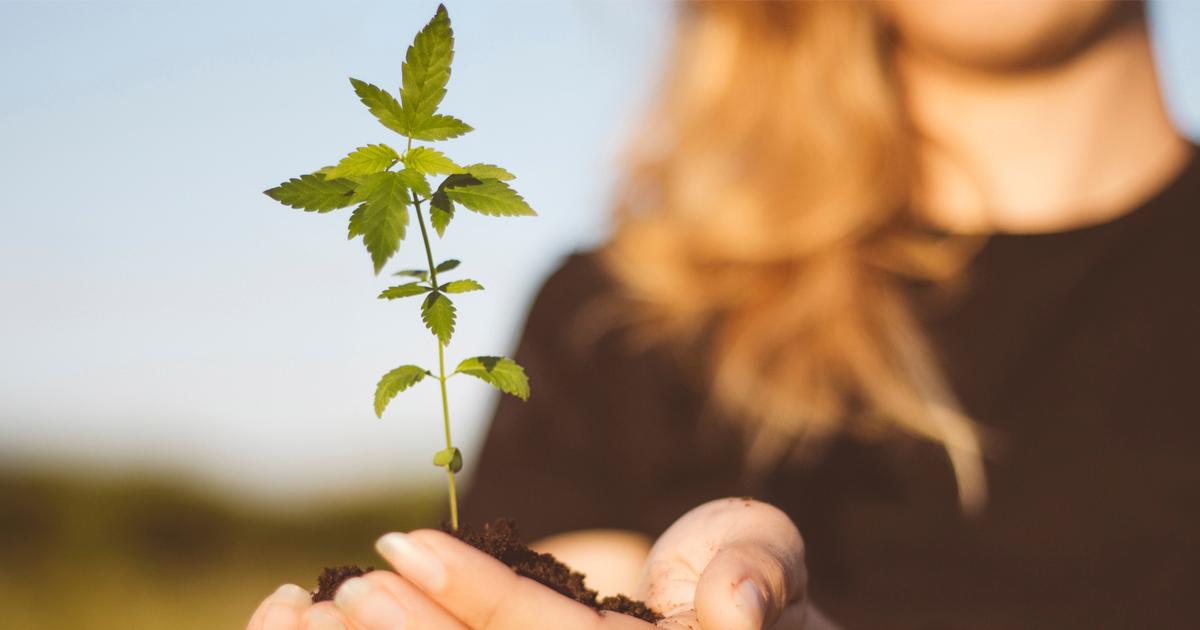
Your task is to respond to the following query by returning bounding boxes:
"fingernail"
[334,577,406,629]
[273,583,312,605]
[334,577,373,608]
[303,609,345,630]
[376,532,447,592]
[735,579,767,627]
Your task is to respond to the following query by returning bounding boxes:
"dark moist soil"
[311,564,373,603]
[311,519,662,624]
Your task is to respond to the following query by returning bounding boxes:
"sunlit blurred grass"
[0,469,442,629]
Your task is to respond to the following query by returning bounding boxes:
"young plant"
[264,4,532,531]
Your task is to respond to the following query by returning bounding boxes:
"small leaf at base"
[432,446,463,473]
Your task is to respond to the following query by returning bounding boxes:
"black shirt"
[465,150,1200,629]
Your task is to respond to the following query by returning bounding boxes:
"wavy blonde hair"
[604,1,987,510]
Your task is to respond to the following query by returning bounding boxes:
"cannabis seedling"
[264,4,532,531]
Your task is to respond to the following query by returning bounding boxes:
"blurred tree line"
[0,469,440,629]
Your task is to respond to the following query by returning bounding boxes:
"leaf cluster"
[263,4,532,442]
[264,5,535,276]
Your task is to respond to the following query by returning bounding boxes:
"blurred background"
[0,1,1197,628]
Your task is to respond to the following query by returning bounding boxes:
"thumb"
[694,539,804,630]
[641,498,806,630]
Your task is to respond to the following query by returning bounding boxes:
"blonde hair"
[604,1,987,510]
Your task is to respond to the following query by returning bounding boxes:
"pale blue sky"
[1,1,1197,503]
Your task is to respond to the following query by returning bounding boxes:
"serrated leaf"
[462,163,515,181]
[439,173,483,190]
[324,144,400,179]
[394,168,432,198]
[441,279,482,293]
[379,282,431,299]
[374,365,428,417]
[347,171,411,272]
[347,203,407,273]
[410,114,473,141]
[404,147,463,175]
[400,4,454,129]
[444,179,536,217]
[351,171,410,207]
[432,446,463,473]
[394,269,430,281]
[454,356,529,401]
[435,259,459,273]
[350,78,407,135]
[264,173,356,213]
[421,291,456,345]
[430,190,454,237]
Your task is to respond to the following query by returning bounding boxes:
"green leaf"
[420,291,456,345]
[347,171,412,273]
[374,365,428,418]
[379,282,431,299]
[347,202,407,274]
[432,446,463,473]
[393,269,430,281]
[410,114,473,141]
[462,163,515,181]
[441,279,482,294]
[324,144,400,179]
[400,5,453,129]
[444,179,536,217]
[394,168,432,198]
[454,356,529,401]
[440,173,483,190]
[351,171,411,207]
[435,259,460,273]
[404,147,463,175]
[430,190,454,237]
[264,173,356,213]
[350,78,407,135]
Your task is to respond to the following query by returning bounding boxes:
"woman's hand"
[246,497,832,629]
[639,497,834,630]
[245,584,351,630]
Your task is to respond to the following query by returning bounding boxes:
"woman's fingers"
[302,602,352,629]
[640,498,807,630]
[373,529,654,630]
[247,584,312,630]
[334,569,468,630]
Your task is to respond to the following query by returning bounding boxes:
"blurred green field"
[0,469,442,629]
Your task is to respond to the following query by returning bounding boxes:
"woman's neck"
[898,11,1191,235]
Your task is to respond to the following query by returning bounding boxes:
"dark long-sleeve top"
[464,150,1200,629]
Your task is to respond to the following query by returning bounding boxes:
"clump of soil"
[312,564,373,603]
[309,519,661,623]
[451,519,662,623]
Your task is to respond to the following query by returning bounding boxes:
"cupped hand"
[638,497,830,630]
[247,497,828,629]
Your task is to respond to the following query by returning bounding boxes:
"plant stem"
[411,186,460,531]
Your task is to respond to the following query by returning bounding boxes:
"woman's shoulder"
[518,250,620,346]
